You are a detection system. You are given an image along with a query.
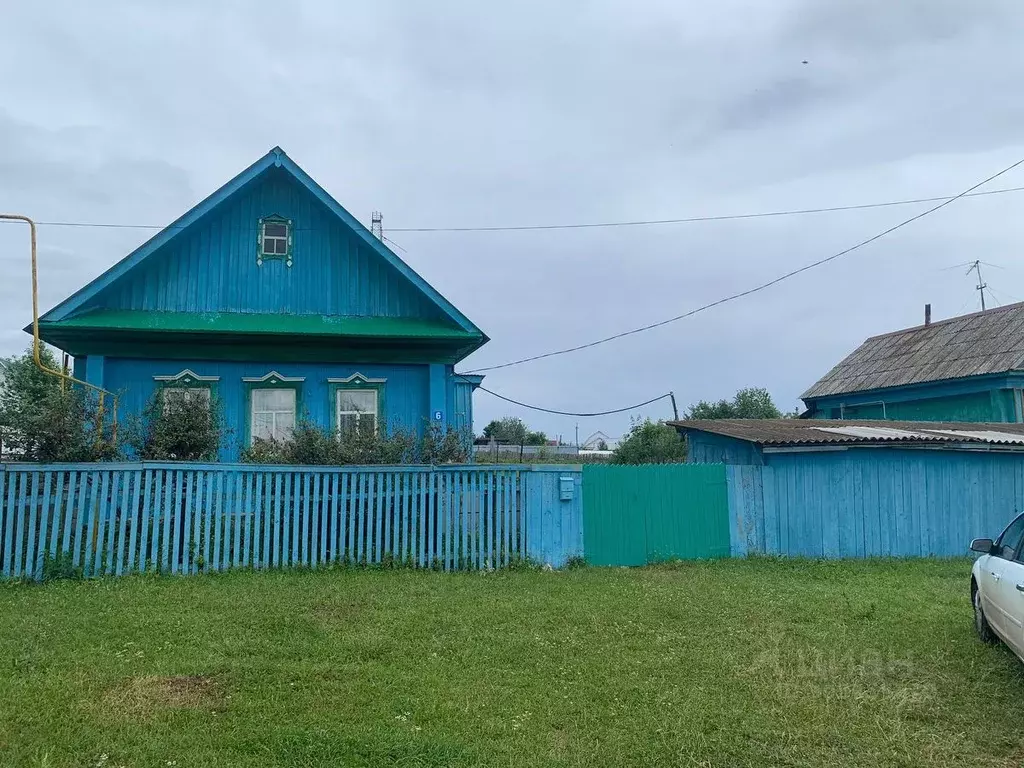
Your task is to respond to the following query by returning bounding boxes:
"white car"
[971,513,1024,660]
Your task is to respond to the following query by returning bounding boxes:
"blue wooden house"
[801,303,1024,422]
[33,147,488,460]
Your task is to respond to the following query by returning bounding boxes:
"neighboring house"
[801,303,1024,422]
[670,418,1024,558]
[581,431,617,451]
[33,147,488,460]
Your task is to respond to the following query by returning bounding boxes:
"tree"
[482,416,547,446]
[596,439,609,451]
[0,346,115,462]
[612,419,687,465]
[685,387,782,420]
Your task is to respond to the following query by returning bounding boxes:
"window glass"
[996,514,1024,559]
[337,389,378,434]
[251,388,296,442]
[162,387,210,415]
[260,219,289,257]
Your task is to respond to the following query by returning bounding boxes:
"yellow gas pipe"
[0,213,118,440]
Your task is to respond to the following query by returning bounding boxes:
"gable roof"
[671,418,1024,448]
[38,147,484,340]
[802,302,1024,400]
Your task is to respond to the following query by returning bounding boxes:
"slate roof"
[669,419,1024,448]
[802,302,1024,399]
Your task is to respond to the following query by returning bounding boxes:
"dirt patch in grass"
[102,675,224,718]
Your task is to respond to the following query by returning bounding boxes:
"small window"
[995,514,1024,560]
[162,387,210,415]
[337,389,378,434]
[251,388,296,442]
[257,216,292,266]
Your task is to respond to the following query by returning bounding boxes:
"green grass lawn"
[2,560,1023,767]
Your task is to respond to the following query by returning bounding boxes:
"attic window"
[257,216,292,267]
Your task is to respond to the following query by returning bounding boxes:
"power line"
[388,185,1024,232]
[474,384,672,417]
[2,185,1024,234]
[465,156,1024,374]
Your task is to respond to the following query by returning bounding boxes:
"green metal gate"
[582,464,730,566]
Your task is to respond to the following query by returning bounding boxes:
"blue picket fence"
[0,463,583,580]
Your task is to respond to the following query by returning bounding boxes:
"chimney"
[924,303,932,326]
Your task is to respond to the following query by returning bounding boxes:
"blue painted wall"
[102,357,437,460]
[727,449,1024,558]
[76,166,444,321]
[803,373,1024,423]
[686,431,763,465]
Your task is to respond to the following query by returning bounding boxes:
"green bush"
[612,418,687,465]
[241,421,471,465]
[122,389,226,461]
[0,346,116,462]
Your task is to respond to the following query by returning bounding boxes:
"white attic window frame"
[257,215,293,268]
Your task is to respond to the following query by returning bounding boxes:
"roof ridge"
[863,301,1024,342]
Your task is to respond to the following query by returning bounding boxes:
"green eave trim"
[42,310,480,341]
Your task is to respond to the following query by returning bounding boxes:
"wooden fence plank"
[114,471,132,576]
[139,471,153,572]
[233,472,242,569]
[182,471,195,574]
[125,471,142,573]
[202,472,214,573]
[272,473,283,569]
[242,473,252,569]
[60,471,76,561]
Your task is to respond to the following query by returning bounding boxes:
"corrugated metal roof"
[802,302,1024,399]
[669,419,1024,447]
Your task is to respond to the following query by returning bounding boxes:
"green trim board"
[37,310,486,364]
[42,310,479,340]
[37,334,481,365]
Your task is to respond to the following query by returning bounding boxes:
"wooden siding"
[77,167,444,321]
[0,463,583,580]
[727,449,1024,558]
[104,358,432,461]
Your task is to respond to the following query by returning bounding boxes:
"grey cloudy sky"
[2,0,1024,441]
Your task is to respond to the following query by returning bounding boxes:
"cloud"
[1,0,1023,440]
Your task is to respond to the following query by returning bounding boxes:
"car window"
[995,514,1024,560]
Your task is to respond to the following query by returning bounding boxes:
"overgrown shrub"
[241,421,470,465]
[0,346,116,462]
[420,423,470,464]
[122,389,226,461]
[612,418,687,465]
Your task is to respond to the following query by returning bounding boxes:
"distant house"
[801,303,1024,422]
[33,147,488,460]
[581,431,616,450]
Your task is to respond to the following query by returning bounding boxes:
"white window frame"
[257,216,293,267]
[336,388,379,434]
[250,388,297,443]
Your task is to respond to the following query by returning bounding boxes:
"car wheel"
[974,584,996,644]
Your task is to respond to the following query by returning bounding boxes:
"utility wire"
[2,185,1024,234]
[465,157,1024,374]
[474,384,672,417]
[389,185,1024,232]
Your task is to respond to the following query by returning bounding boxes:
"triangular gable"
[40,147,484,338]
